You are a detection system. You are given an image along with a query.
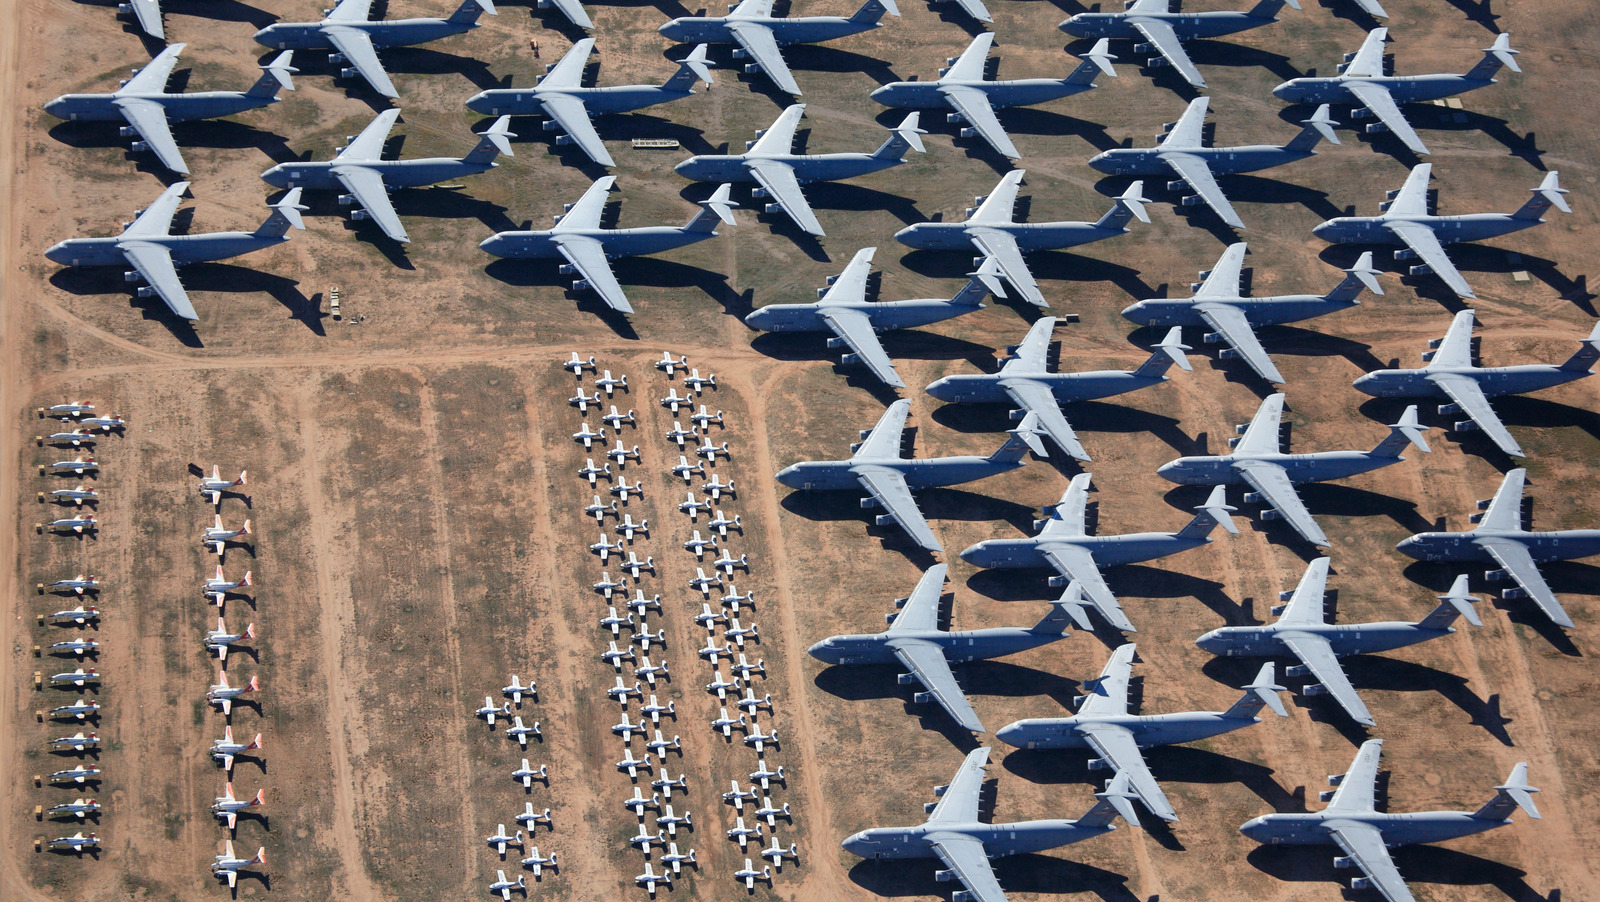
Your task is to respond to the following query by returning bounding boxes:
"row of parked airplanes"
[471,676,562,896]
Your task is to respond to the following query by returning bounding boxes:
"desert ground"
[2,0,1598,900]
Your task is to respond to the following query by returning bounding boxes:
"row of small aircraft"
[473,675,560,894]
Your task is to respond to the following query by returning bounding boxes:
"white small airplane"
[49,731,100,751]
[503,675,534,706]
[690,405,723,429]
[517,804,553,831]
[50,668,100,687]
[626,591,662,615]
[48,485,100,505]
[600,606,633,637]
[43,428,97,447]
[750,761,784,790]
[619,513,649,538]
[656,352,689,376]
[614,712,644,742]
[596,370,628,396]
[696,437,732,462]
[728,816,762,850]
[602,641,635,670]
[636,863,670,896]
[564,352,597,376]
[521,847,557,879]
[622,552,655,579]
[662,842,696,874]
[572,422,607,449]
[198,466,247,505]
[653,770,689,799]
[45,402,95,417]
[590,533,623,561]
[48,639,100,657]
[736,858,773,889]
[680,493,712,520]
[696,603,728,630]
[706,670,739,701]
[50,701,101,720]
[744,722,777,753]
[626,787,662,816]
[723,780,757,809]
[755,798,791,827]
[207,672,259,716]
[47,798,101,819]
[714,550,750,575]
[203,617,255,662]
[512,759,548,789]
[487,824,524,857]
[633,621,666,651]
[212,782,265,829]
[44,515,96,534]
[672,455,705,482]
[607,441,642,466]
[760,835,798,869]
[211,726,262,772]
[618,751,654,778]
[690,567,724,597]
[740,691,775,718]
[201,515,251,555]
[699,636,734,662]
[593,571,628,599]
[579,458,611,484]
[212,840,265,888]
[643,695,675,724]
[631,824,667,851]
[48,832,100,854]
[489,869,526,899]
[569,388,601,412]
[685,370,716,394]
[48,574,100,595]
[722,585,755,613]
[79,415,127,432]
[666,420,696,447]
[647,729,681,759]
[661,389,693,415]
[507,716,541,747]
[49,605,100,625]
[613,479,645,503]
[48,765,101,784]
[203,565,251,607]
[726,618,758,647]
[685,530,719,559]
[609,677,643,704]
[46,455,97,474]
[586,495,620,523]
[732,655,765,680]
[477,696,512,726]
[636,656,669,687]
[702,475,735,500]
[656,804,690,836]
[714,709,747,741]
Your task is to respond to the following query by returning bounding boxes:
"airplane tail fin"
[253,789,265,806]
[1094,181,1150,232]
[255,188,307,238]
[1325,251,1383,303]
[245,51,298,99]
[1465,33,1520,81]
[1221,662,1289,719]
[870,112,927,161]
[1063,39,1117,86]
[1558,321,1600,372]
[1473,762,1540,821]
[242,570,253,587]
[992,411,1047,462]
[950,255,1006,305]
[462,116,515,166]
[1176,485,1238,540]
[242,519,252,536]
[1416,574,1482,629]
[662,45,715,92]
[1372,405,1431,458]
[1512,171,1570,221]
[446,0,495,24]
[1131,326,1192,379]
[1077,771,1140,829]
[1030,593,1079,635]
[249,733,263,751]
[1245,0,1300,19]
[847,0,898,25]
[1283,104,1339,154]
[684,184,738,233]
[247,675,260,692]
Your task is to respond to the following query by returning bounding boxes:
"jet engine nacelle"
[1008,409,1027,421]
[1166,179,1190,193]
[1468,512,1484,524]
[751,187,770,200]
[764,204,783,214]
[1259,508,1282,520]
[1351,878,1373,890]
[129,141,149,152]
[117,2,132,11]
[1046,575,1069,588]
[328,52,347,65]
[341,68,360,80]
[1393,248,1418,261]
[554,135,574,145]
[743,64,761,74]
[873,514,897,527]
[557,264,577,275]
[934,869,958,882]
[118,126,137,138]
[1284,664,1311,678]
[537,0,550,6]
[542,121,561,131]
[731,48,748,59]
[1243,492,1263,504]
[1502,587,1528,599]
[123,271,142,283]
[825,337,847,349]
[924,801,939,812]
[1133,42,1155,54]
[1086,757,1110,771]
[946,113,965,125]
[958,128,978,139]
[1217,347,1241,358]
[1453,420,1479,432]
[859,496,880,510]
[572,279,591,291]
[1485,568,1510,581]
[1365,123,1390,135]
[1350,108,1375,120]
[911,691,932,704]
[337,194,356,206]
[1202,332,1226,345]
[952,892,974,902]
[1408,264,1434,277]
[136,286,155,298]
[349,209,370,220]
[1302,683,1328,696]
[1181,195,1206,207]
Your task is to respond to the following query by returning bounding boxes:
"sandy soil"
[3,0,1598,900]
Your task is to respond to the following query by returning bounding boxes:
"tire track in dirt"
[297,389,382,902]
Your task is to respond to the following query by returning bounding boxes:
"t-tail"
[1415,574,1482,629]
[1131,326,1192,379]
[1370,405,1430,458]
[870,112,927,161]
[848,0,899,25]
[1064,39,1117,86]
[244,52,298,100]
[1282,104,1339,154]
[255,188,307,239]
[994,411,1047,461]
[1093,181,1151,232]
[1511,171,1570,221]
[446,0,496,25]
[1076,771,1140,829]
[462,116,515,166]
[1221,662,1289,719]
[1030,589,1080,635]
[1325,251,1383,303]
[1175,485,1238,540]
[950,255,1006,306]
[1464,33,1521,82]
[1472,762,1540,822]
[661,45,715,93]
[1557,320,1600,372]
[684,184,738,233]
[1246,0,1301,20]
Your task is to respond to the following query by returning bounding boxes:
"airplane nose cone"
[1395,534,1423,559]
[464,92,490,114]
[1155,460,1181,482]
[868,85,889,103]
[259,165,287,187]
[1350,372,1377,395]
[1194,630,1222,654]
[1270,82,1293,100]
[479,234,506,257]
[956,542,983,564]
[743,308,770,330]
[1239,816,1268,841]
[1086,151,1113,172]
[840,832,869,856]
[658,20,684,40]
[1119,300,1149,324]
[251,26,275,46]
[892,224,915,245]
[673,157,700,178]
[1311,220,1334,239]
[994,722,1022,747]
[924,376,954,401]
[805,639,834,663]
[43,97,66,118]
[44,242,70,265]
[774,464,799,487]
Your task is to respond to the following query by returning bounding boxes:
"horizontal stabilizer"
[1303,104,1339,145]
[1347,251,1383,296]
[1390,405,1430,453]
[1486,33,1521,73]
[1083,38,1117,78]
[264,52,298,91]
[968,255,1007,299]
[485,116,516,156]
[1054,582,1096,632]
[1087,771,1140,829]
[1248,662,1289,717]
[1435,574,1482,627]
[1198,485,1238,534]
[1118,181,1151,224]
[1011,411,1049,458]
[700,184,739,225]
[1498,763,1540,819]
[1154,326,1192,371]
[1535,171,1570,214]
[683,44,716,85]
[273,188,308,230]
[894,112,927,154]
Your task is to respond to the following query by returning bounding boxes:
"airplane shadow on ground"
[1401,560,1588,659]
[484,256,734,339]
[1249,843,1551,902]
[1363,395,1600,460]
[1198,657,1375,748]
[1342,655,1515,747]
[748,331,997,380]
[778,487,1032,557]
[897,248,1157,307]
[850,854,1140,902]
[597,111,715,155]
[47,269,205,346]
[1317,244,1597,317]
[813,661,1078,750]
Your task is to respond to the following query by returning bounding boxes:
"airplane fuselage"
[1397,530,1600,564]
[674,152,900,184]
[926,370,1167,405]
[44,233,290,268]
[1089,145,1312,177]
[807,626,1060,667]
[870,79,1088,110]
[259,157,496,190]
[1353,365,1588,400]
[1273,74,1496,106]
[1313,213,1540,247]
[479,226,715,260]
[895,221,1125,252]
[465,85,692,117]
[775,457,1020,491]
[1195,623,1455,658]
[843,819,1111,860]
[1122,295,1357,328]
[744,300,979,333]
[253,19,475,51]
[1158,452,1399,486]
[995,711,1259,750]
[1061,12,1274,40]
[43,91,277,123]
[1242,811,1513,847]
[960,533,1209,570]
[657,15,879,46]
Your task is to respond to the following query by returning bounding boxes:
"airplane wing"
[1130,17,1205,87]
[1351,0,1388,15]
[1325,738,1384,811]
[1194,242,1247,299]
[121,181,187,235]
[728,0,775,17]
[746,160,822,235]
[927,837,1008,902]
[118,42,185,94]
[323,26,398,98]
[888,563,946,633]
[1195,302,1283,383]
[331,166,408,243]
[1425,309,1476,368]
[1476,467,1525,531]
[1234,392,1286,455]
[1345,80,1427,156]
[1430,373,1520,456]
[819,246,876,304]
[1384,220,1473,298]
[1157,96,1208,150]
[850,398,911,462]
[1046,473,1092,537]
[1280,632,1374,725]
[128,0,164,39]
[538,38,594,88]
[726,22,801,96]
[118,240,199,321]
[225,869,239,889]
[1342,26,1389,79]
[927,747,990,823]
[997,316,1054,376]
[1164,153,1243,229]
[1039,545,1132,632]
[854,466,939,551]
[545,0,593,28]
[537,92,613,167]
[1276,557,1331,625]
[820,308,903,388]
[889,639,983,732]
[554,235,632,313]
[948,0,990,23]
[968,228,1044,307]
[1384,162,1431,216]
[748,103,805,156]
[1235,460,1329,546]
[1476,537,1571,628]
[939,85,1018,160]
[1078,723,1176,822]
[335,108,399,163]
[1000,379,1087,460]
[112,98,187,174]
[1076,643,1135,716]
[324,0,375,22]
[1328,823,1415,902]
[553,176,616,232]
[942,32,994,83]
